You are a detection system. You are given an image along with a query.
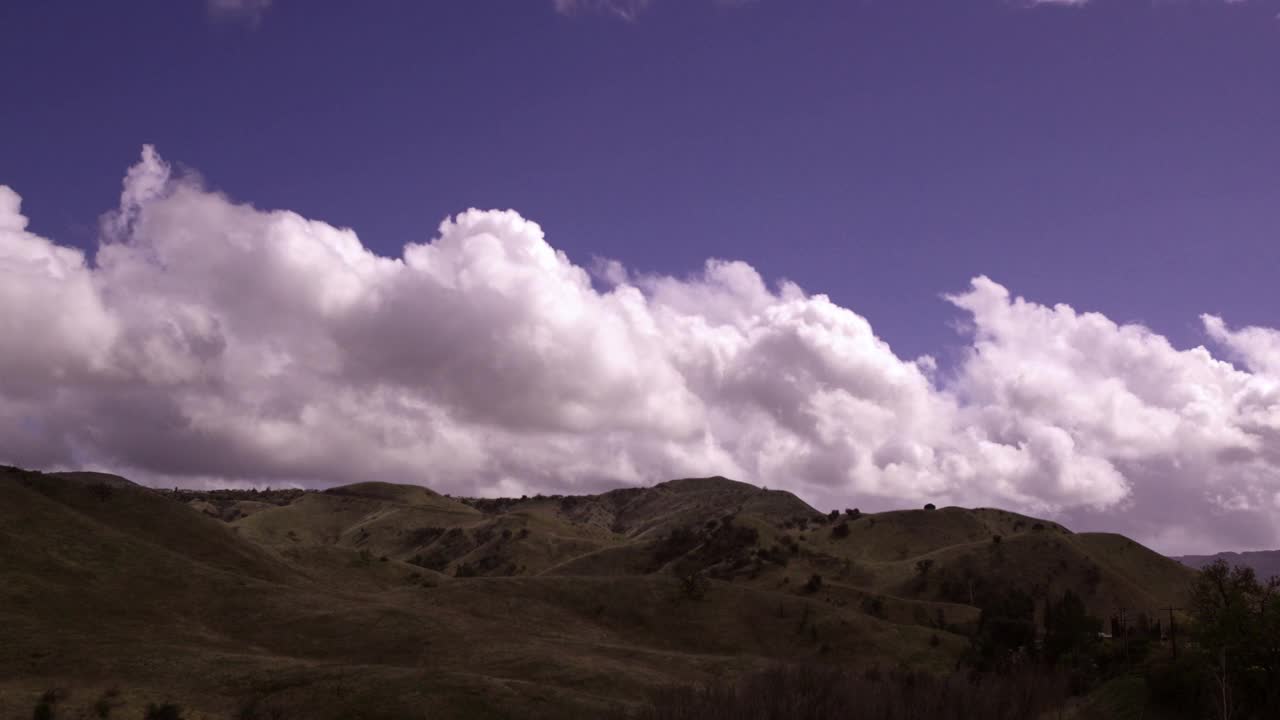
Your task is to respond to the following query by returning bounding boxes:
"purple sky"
[2,0,1279,554]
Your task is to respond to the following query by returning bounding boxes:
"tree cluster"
[1167,560,1280,719]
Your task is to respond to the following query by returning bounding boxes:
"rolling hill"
[0,465,1196,719]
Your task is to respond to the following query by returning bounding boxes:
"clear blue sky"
[4,0,1277,363]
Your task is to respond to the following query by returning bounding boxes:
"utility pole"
[1116,607,1129,663]
[1162,606,1184,660]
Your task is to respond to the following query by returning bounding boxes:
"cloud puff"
[2,147,1279,554]
[206,0,272,24]
[554,0,652,20]
[553,0,753,20]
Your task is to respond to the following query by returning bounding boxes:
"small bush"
[652,527,702,568]
[924,503,936,511]
[679,572,709,601]
[861,595,886,618]
[404,526,445,547]
[33,688,68,720]
[237,697,287,720]
[89,482,114,501]
[830,522,850,539]
[803,574,823,594]
[144,704,184,720]
[91,688,122,719]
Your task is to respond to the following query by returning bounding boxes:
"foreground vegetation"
[620,665,1070,720]
[618,560,1280,720]
[1144,559,1280,719]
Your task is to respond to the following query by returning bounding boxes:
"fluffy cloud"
[206,0,272,23]
[554,0,653,19]
[553,0,754,20]
[2,147,1279,553]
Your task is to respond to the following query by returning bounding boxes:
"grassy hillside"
[0,466,1197,719]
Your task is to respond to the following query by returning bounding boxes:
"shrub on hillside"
[652,527,702,568]
[924,503,936,510]
[472,525,496,545]
[757,545,789,567]
[32,692,57,720]
[861,595,886,618]
[1082,563,1102,593]
[466,497,518,514]
[93,697,113,719]
[33,688,68,720]
[803,574,823,594]
[88,482,114,501]
[237,697,288,720]
[679,571,709,601]
[830,521,850,539]
[144,703,185,720]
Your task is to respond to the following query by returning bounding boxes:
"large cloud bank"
[2,148,1278,553]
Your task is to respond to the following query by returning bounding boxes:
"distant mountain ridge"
[1176,550,1280,581]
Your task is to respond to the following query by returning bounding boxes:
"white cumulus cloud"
[553,0,754,20]
[2,147,1279,554]
[207,0,272,24]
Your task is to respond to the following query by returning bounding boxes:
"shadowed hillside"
[0,466,1197,719]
